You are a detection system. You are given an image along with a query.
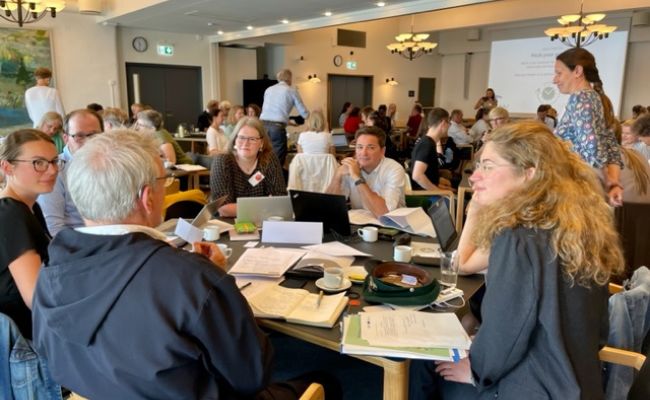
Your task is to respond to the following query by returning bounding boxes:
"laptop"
[332,132,350,152]
[289,190,351,236]
[236,196,294,227]
[157,195,227,247]
[412,197,459,266]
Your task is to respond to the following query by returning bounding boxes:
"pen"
[316,290,324,308]
[239,282,252,291]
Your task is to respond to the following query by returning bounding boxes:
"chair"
[299,383,325,400]
[455,186,473,234]
[162,189,207,220]
[615,202,650,280]
[288,153,338,193]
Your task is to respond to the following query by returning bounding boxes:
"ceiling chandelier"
[0,1,66,27]
[387,18,437,61]
[544,1,616,48]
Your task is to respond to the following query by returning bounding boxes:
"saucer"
[315,278,352,292]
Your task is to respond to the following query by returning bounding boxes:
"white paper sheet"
[174,164,207,171]
[301,241,371,257]
[228,247,306,277]
[175,218,204,244]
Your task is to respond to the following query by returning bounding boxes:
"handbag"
[362,261,440,306]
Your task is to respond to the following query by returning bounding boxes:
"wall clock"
[132,36,148,53]
[333,55,343,67]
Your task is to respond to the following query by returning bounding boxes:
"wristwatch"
[354,177,366,186]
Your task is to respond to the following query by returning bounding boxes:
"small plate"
[315,278,352,292]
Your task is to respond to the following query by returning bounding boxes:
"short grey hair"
[137,109,163,130]
[276,68,292,83]
[67,129,160,222]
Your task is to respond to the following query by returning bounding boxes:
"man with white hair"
[260,68,309,166]
[31,130,278,398]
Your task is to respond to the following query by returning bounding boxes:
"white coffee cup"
[203,226,220,241]
[323,267,344,289]
[217,244,233,259]
[266,216,284,222]
[393,245,413,263]
[357,226,379,242]
[440,251,459,288]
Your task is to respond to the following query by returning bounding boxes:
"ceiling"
[100,0,494,41]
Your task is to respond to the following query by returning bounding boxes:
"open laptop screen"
[427,198,457,251]
[289,190,351,236]
[332,134,348,147]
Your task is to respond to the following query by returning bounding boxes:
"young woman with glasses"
[0,129,62,338]
[209,117,286,217]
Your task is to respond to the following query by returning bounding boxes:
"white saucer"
[315,278,352,292]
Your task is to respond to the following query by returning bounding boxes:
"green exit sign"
[157,45,174,56]
[346,61,357,70]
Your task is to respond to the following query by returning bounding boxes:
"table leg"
[382,359,409,400]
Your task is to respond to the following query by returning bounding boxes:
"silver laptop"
[236,196,294,227]
[332,133,350,151]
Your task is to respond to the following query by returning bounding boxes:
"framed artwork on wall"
[0,28,54,135]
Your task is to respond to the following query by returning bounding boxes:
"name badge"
[248,171,265,187]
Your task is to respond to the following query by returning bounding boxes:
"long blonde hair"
[622,147,649,196]
[472,121,624,286]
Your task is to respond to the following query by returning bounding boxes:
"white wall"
[242,18,441,126]
[0,12,120,113]
[116,27,215,109]
[218,47,257,105]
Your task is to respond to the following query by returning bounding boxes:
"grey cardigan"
[470,227,608,400]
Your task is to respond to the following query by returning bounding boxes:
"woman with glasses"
[210,117,286,217]
[411,121,624,400]
[0,129,62,338]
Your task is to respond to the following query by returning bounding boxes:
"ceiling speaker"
[632,12,650,27]
[78,0,103,15]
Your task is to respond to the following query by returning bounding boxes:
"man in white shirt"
[447,109,473,145]
[24,67,65,127]
[326,126,405,218]
[259,68,309,166]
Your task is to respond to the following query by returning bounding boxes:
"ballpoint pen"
[316,290,324,308]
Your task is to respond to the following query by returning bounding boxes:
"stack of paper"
[341,310,471,361]
[348,208,435,237]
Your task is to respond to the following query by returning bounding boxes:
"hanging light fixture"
[387,16,437,61]
[0,1,66,27]
[544,0,616,48]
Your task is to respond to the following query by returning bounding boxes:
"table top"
[219,232,484,351]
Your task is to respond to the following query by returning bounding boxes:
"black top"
[0,198,51,339]
[33,229,272,398]
[410,136,441,189]
[470,227,608,400]
[209,152,287,204]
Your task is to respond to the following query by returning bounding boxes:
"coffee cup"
[266,216,284,222]
[393,245,413,263]
[203,226,220,241]
[323,267,344,289]
[217,244,232,259]
[440,250,459,288]
[357,226,379,242]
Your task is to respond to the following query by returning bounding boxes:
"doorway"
[328,74,373,129]
[126,63,202,133]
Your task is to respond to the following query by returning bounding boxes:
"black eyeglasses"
[10,158,65,172]
[69,132,101,142]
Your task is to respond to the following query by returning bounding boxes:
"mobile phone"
[280,278,308,289]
